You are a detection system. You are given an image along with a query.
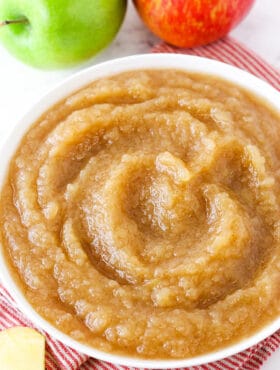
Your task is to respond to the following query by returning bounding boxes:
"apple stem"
[0,19,28,27]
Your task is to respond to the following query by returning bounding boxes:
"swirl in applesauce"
[1,70,280,359]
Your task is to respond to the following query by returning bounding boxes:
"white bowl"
[0,54,280,368]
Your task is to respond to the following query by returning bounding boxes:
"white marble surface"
[0,0,280,368]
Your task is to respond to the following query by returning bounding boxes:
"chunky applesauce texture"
[1,70,280,359]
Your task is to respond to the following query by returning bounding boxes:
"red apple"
[133,0,255,48]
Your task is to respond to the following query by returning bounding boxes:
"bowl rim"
[0,53,280,368]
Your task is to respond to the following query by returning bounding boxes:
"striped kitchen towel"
[152,36,280,91]
[1,36,280,369]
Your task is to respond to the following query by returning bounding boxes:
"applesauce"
[1,69,280,359]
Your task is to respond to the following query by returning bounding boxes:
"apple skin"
[0,0,127,69]
[133,0,255,48]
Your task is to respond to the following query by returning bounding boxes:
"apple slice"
[0,326,45,370]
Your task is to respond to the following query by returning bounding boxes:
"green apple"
[0,0,127,69]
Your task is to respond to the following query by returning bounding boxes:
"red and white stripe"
[0,284,86,369]
[1,36,280,369]
[152,36,280,91]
